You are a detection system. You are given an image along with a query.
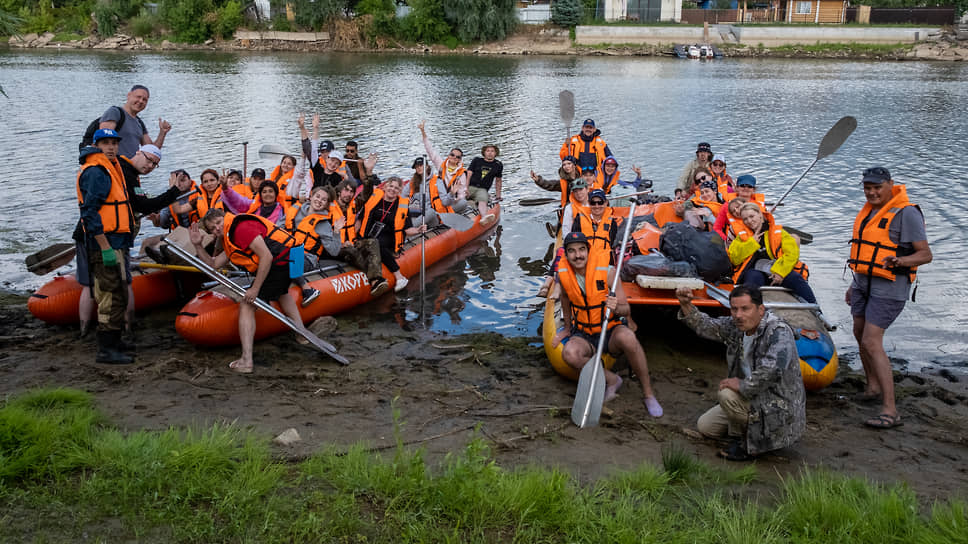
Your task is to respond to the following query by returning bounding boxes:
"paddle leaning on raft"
[175,203,500,347]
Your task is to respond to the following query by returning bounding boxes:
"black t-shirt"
[467,157,503,190]
[368,198,413,247]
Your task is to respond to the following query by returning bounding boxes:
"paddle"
[519,197,559,207]
[784,225,814,245]
[769,116,857,214]
[572,199,637,429]
[25,243,76,275]
[162,237,349,365]
[559,90,574,140]
[258,144,295,160]
[243,141,249,180]
[420,154,428,326]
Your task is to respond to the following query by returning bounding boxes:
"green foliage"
[159,0,214,42]
[400,0,452,43]
[93,0,120,36]
[442,0,516,42]
[356,0,397,39]
[129,10,158,37]
[271,14,291,31]
[291,0,345,31]
[213,0,242,39]
[551,0,582,27]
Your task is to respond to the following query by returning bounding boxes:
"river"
[1,49,965,370]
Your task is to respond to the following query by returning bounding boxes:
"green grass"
[1,388,966,542]
[769,41,909,54]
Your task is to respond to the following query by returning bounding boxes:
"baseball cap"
[736,174,756,188]
[318,140,335,152]
[412,157,424,169]
[588,189,607,202]
[562,155,578,165]
[93,128,122,143]
[139,144,162,161]
[582,119,595,128]
[861,166,891,184]
[712,154,725,165]
[603,156,618,166]
[251,168,266,179]
[329,151,343,162]
[696,142,712,154]
[570,178,588,190]
[227,169,243,179]
[563,231,589,247]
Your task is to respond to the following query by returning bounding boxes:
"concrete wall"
[235,30,330,42]
[574,24,940,45]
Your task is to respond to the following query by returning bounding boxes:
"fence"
[679,8,783,23]
[844,7,955,25]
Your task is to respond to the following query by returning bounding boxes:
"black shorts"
[565,318,627,354]
[258,264,292,301]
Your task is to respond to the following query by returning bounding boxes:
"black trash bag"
[659,223,732,283]
[621,253,697,282]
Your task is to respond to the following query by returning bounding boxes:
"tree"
[442,0,516,43]
[399,0,452,43]
[551,0,582,27]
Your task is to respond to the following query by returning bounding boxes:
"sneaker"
[301,287,320,307]
[369,278,390,297]
[394,276,409,292]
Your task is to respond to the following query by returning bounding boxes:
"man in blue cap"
[551,231,663,418]
[75,128,136,364]
[559,118,613,171]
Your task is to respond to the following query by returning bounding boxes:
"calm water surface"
[1,50,965,369]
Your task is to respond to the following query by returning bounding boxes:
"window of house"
[796,1,812,14]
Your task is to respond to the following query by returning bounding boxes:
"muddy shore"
[2,291,966,500]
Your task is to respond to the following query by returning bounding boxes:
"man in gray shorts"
[846,166,932,429]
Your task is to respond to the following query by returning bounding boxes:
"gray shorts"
[849,288,906,330]
[466,185,489,203]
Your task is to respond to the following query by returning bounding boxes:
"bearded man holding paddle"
[551,232,663,418]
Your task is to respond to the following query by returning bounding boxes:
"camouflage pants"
[89,247,128,332]
[340,238,384,282]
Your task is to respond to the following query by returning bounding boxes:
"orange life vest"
[222,213,295,273]
[848,184,919,282]
[712,172,733,197]
[293,210,334,258]
[556,248,619,335]
[559,134,608,169]
[333,200,357,244]
[558,177,572,208]
[725,209,751,242]
[270,166,299,208]
[76,152,133,235]
[196,185,223,217]
[574,208,618,255]
[428,165,465,213]
[233,182,257,200]
[595,168,619,194]
[653,201,684,228]
[358,189,410,252]
[166,181,201,229]
[690,195,722,218]
[733,219,809,282]
[725,192,765,204]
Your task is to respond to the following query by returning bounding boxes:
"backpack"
[79,106,146,151]
[659,222,733,283]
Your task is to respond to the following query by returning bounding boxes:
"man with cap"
[677,142,714,192]
[572,188,620,257]
[846,167,932,429]
[299,113,352,192]
[98,85,171,159]
[560,169,595,237]
[560,119,613,171]
[466,144,503,227]
[74,129,137,364]
[551,231,663,417]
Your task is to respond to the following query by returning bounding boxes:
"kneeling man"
[552,232,662,417]
[676,285,805,461]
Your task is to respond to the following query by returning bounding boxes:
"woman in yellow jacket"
[728,203,816,303]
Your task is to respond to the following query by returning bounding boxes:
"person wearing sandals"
[846,167,932,430]
[676,284,805,461]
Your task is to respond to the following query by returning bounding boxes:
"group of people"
[74,86,503,372]
[530,119,931,460]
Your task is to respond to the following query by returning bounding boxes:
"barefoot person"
[846,167,932,429]
[676,284,805,461]
[551,232,662,417]
[191,213,314,374]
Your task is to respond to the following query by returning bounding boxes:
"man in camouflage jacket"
[676,284,806,460]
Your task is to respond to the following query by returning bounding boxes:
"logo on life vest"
[332,271,369,295]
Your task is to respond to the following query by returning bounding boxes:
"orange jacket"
[848,184,919,282]
[358,189,410,252]
[556,248,619,335]
[222,213,295,273]
[76,152,133,235]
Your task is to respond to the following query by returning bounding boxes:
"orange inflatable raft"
[28,267,204,325]
[175,204,501,347]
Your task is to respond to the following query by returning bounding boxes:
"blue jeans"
[739,269,817,304]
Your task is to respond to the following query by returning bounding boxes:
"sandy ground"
[2,293,967,500]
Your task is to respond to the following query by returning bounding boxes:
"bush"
[551,0,581,27]
[291,0,345,31]
[159,0,214,43]
[213,0,242,39]
[356,0,397,39]
[399,0,452,43]
[271,14,291,31]
[129,10,159,37]
[442,0,516,43]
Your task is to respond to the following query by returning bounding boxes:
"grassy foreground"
[1,389,966,543]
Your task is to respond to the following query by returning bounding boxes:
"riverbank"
[6,24,968,61]
[2,291,967,505]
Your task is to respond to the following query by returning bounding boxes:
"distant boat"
[673,43,723,59]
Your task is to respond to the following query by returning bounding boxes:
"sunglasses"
[695,175,710,182]
[449,152,462,159]
[590,199,605,205]
[738,184,754,188]
[142,153,159,167]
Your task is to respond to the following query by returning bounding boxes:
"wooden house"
[784,0,847,23]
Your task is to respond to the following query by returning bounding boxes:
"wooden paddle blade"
[439,213,475,231]
[559,90,575,125]
[519,197,558,207]
[817,116,856,160]
[258,144,294,160]
[571,356,606,428]
[26,243,76,275]
[784,226,814,245]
